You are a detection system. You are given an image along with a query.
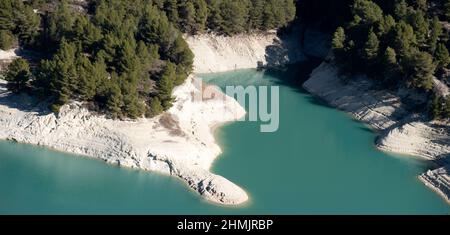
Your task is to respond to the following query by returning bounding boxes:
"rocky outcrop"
[303,62,408,131]
[0,49,18,71]
[303,60,450,204]
[185,31,306,74]
[0,77,248,205]
[420,165,450,203]
[377,121,450,161]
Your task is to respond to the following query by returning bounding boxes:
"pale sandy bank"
[0,76,248,205]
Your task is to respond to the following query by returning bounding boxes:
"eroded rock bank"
[185,29,310,74]
[0,76,248,205]
[303,60,450,205]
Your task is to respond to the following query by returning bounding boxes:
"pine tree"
[46,0,75,45]
[435,43,450,71]
[352,0,383,25]
[116,40,140,75]
[383,47,398,65]
[164,0,180,25]
[363,29,380,61]
[0,30,16,50]
[147,96,164,118]
[378,15,396,35]
[76,55,97,101]
[5,58,32,93]
[393,21,417,57]
[158,62,176,109]
[414,0,427,12]
[430,16,442,53]
[15,5,40,46]
[394,0,408,20]
[193,0,208,33]
[382,47,400,82]
[430,95,442,119]
[167,35,193,74]
[179,1,196,34]
[332,27,346,51]
[106,77,123,119]
[219,0,250,35]
[46,40,79,106]
[407,11,429,45]
[404,51,436,91]
[248,0,264,30]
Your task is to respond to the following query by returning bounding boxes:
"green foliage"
[429,16,442,53]
[332,27,346,51]
[393,21,417,57]
[147,97,164,117]
[406,10,428,45]
[394,0,408,20]
[403,51,435,91]
[435,43,450,71]
[158,62,176,110]
[381,47,400,82]
[160,0,296,35]
[4,58,32,93]
[430,95,450,120]
[329,0,450,119]
[0,30,16,50]
[1,0,198,119]
[363,29,380,61]
[383,47,398,66]
[413,0,428,12]
[0,0,299,119]
[0,0,39,47]
[377,15,396,35]
[352,0,383,25]
[106,78,123,119]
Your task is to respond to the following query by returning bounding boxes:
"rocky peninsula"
[0,30,306,205]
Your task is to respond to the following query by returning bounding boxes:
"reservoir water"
[0,62,449,214]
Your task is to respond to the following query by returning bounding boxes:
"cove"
[0,61,449,214]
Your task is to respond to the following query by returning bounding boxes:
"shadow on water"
[262,58,337,111]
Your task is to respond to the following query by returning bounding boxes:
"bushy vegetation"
[153,0,296,35]
[1,0,296,119]
[33,0,193,118]
[326,0,450,119]
[0,0,39,50]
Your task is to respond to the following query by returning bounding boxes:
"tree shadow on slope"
[0,82,52,116]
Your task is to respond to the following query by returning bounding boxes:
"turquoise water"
[1,63,449,214]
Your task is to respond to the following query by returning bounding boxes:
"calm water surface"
[0,63,448,214]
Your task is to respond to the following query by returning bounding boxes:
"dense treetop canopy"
[324,0,450,119]
[0,0,296,119]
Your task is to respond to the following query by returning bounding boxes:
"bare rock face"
[420,165,450,203]
[377,121,450,162]
[303,62,408,131]
[185,32,306,74]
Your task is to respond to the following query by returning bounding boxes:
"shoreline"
[0,31,308,206]
[0,76,249,205]
[303,59,450,205]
